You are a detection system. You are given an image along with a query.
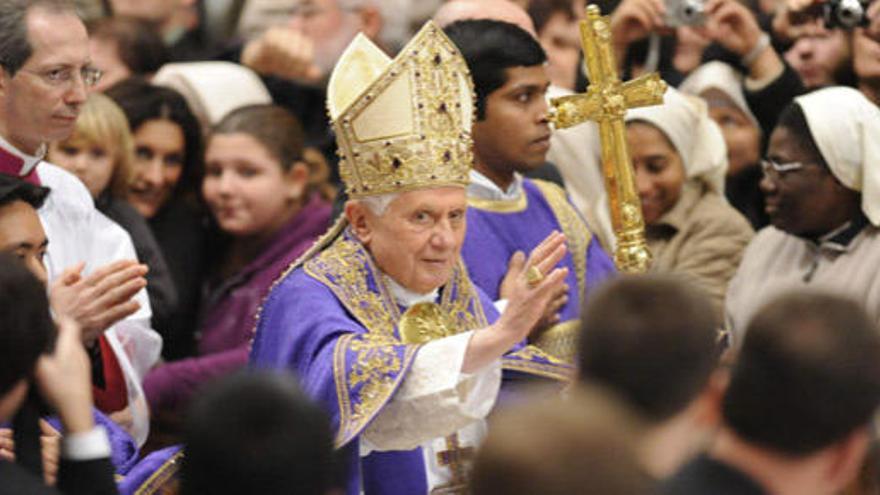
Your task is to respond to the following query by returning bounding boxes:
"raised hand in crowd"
[241,26,324,85]
[703,0,784,79]
[49,260,148,345]
[609,0,671,65]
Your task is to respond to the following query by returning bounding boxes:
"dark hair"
[774,101,830,171]
[105,77,204,199]
[471,387,650,495]
[86,16,168,74]
[528,0,577,33]
[0,174,49,209]
[0,252,55,395]
[578,275,720,422]
[444,19,547,120]
[0,0,76,76]
[210,105,304,172]
[723,291,880,456]
[180,371,335,495]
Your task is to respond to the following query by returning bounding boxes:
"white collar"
[383,273,439,308]
[0,134,45,176]
[468,169,524,202]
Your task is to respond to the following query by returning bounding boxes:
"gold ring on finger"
[526,266,544,287]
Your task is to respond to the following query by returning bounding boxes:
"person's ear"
[823,426,871,492]
[694,367,729,427]
[357,5,383,41]
[345,200,373,245]
[0,67,11,98]
[284,161,309,202]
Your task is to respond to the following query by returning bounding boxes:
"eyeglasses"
[760,158,805,179]
[18,65,103,89]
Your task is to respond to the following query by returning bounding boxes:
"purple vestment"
[250,231,569,494]
[462,178,616,358]
[143,195,331,412]
[117,445,183,495]
[45,409,139,475]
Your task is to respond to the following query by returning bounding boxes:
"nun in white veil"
[625,87,754,322]
[726,86,880,338]
[680,61,766,228]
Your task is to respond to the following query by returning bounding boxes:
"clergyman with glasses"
[726,86,880,339]
[0,0,159,454]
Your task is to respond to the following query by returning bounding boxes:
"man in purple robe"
[250,21,572,495]
[446,19,616,362]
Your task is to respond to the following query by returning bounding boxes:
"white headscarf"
[625,86,729,193]
[679,61,759,130]
[795,86,880,226]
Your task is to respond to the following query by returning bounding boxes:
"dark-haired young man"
[662,291,880,495]
[0,250,118,495]
[0,176,140,485]
[578,275,724,478]
[446,19,615,363]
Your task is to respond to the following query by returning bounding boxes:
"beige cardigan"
[647,181,755,323]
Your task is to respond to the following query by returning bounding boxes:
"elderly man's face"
[350,187,468,294]
[287,0,362,74]
[0,8,90,154]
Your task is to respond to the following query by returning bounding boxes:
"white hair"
[358,192,399,216]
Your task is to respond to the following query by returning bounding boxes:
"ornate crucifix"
[431,433,475,494]
[549,4,667,273]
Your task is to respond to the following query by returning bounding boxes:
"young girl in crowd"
[106,79,209,361]
[142,104,332,416]
[47,92,178,334]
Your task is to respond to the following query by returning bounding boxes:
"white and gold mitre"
[327,21,475,198]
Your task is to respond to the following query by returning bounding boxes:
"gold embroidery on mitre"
[327,21,475,198]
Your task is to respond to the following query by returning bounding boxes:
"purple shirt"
[143,195,331,411]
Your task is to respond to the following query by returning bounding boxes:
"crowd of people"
[0,0,880,493]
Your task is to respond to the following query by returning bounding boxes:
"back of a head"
[578,275,720,423]
[724,291,880,456]
[86,16,168,75]
[471,386,651,495]
[180,371,334,495]
[0,253,54,401]
[443,19,546,119]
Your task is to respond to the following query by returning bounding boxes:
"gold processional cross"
[549,4,667,273]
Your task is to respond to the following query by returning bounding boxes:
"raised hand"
[610,0,671,63]
[49,260,147,345]
[33,318,95,435]
[462,231,569,373]
[241,26,324,84]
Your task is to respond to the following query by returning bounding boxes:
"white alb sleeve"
[361,330,501,452]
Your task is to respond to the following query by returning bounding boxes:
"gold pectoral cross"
[549,4,667,273]
[431,433,475,494]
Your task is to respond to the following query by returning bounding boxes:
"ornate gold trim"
[466,193,528,213]
[133,450,184,495]
[531,179,591,306]
[502,345,573,382]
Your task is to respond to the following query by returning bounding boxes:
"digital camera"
[665,0,706,26]
[823,0,871,29]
